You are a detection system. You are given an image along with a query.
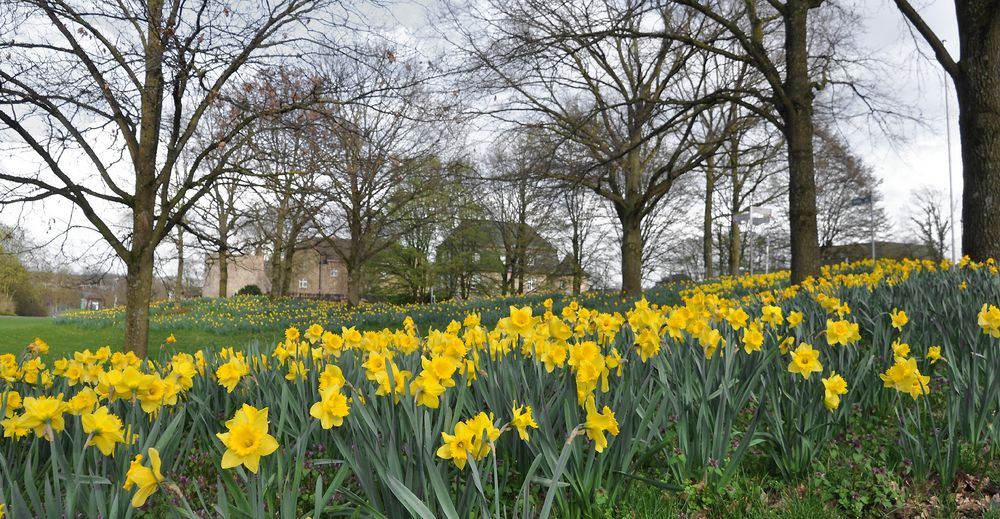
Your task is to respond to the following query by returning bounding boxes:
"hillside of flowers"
[3,258,1000,517]
[56,283,695,336]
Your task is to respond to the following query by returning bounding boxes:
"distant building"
[202,255,271,298]
[23,270,171,315]
[436,219,584,299]
[201,238,350,300]
[285,238,351,300]
[821,241,936,265]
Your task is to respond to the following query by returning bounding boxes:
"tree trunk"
[729,216,742,276]
[217,210,230,297]
[123,248,154,358]
[728,139,742,276]
[278,245,296,296]
[703,158,715,279]
[218,251,229,297]
[620,212,643,298]
[346,266,362,306]
[174,226,184,300]
[956,3,1000,260]
[124,0,164,357]
[572,221,584,294]
[782,0,821,283]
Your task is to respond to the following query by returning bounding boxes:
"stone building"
[201,255,271,298]
[285,238,351,300]
[201,239,350,300]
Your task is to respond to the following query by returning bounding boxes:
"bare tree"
[0,0,326,355]
[893,0,1000,261]
[560,185,602,294]
[655,0,848,283]
[814,127,891,249]
[311,52,452,305]
[448,0,730,297]
[241,71,327,297]
[909,185,952,263]
[639,180,698,283]
[475,132,557,295]
[712,110,787,276]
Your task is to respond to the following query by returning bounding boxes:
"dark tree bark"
[620,211,644,297]
[782,0,821,283]
[894,0,1000,260]
[219,251,229,298]
[956,4,1000,259]
[174,225,184,299]
[664,0,827,283]
[728,132,743,276]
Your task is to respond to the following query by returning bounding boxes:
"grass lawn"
[0,315,279,358]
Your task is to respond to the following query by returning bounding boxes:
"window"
[330,268,339,278]
[473,252,480,262]
[298,278,309,289]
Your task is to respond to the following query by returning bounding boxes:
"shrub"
[236,284,263,296]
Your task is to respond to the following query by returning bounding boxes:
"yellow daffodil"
[891,339,910,359]
[510,403,538,442]
[81,406,125,456]
[216,357,249,393]
[761,305,784,327]
[584,397,619,453]
[19,394,68,440]
[507,305,535,338]
[741,322,764,354]
[825,319,860,347]
[309,387,350,429]
[217,404,280,473]
[2,391,22,418]
[880,357,930,399]
[124,448,164,508]
[890,308,908,331]
[821,372,848,412]
[927,345,943,364]
[979,304,1000,338]
[436,421,476,470]
[788,343,823,380]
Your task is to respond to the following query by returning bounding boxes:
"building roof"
[438,219,584,277]
[297,236,354,260]
[439,219,554,253]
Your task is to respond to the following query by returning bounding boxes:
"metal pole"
[870,195,876,263]
[765,232,770,274]
[747,196,755,276]
[747,209,754,276]
[944,69,957,263]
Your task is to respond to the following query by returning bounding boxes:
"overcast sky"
[853,1,960,251]
[0,0,966,270]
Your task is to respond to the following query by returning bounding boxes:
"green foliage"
[6,259,1000,517]
[236,285,263,296]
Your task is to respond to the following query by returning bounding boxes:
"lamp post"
[944,67,957,263]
